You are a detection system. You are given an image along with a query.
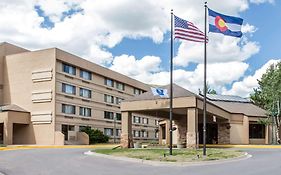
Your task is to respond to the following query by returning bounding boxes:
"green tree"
[199,82,217,95]
[81,126,109,144]
[250,61,281,144]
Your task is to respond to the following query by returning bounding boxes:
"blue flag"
[208,8,243,38]
[151,87,169,98]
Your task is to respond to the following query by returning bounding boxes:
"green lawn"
[94,148,244,162]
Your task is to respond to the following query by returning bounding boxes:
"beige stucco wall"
[230,114,249,144]
[0,111,33,145]
[0,43,29,105]
[3,49,56,145]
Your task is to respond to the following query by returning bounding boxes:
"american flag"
[174,15,208,43]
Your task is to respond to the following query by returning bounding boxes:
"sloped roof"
[210,101,267,117]
[0,104,28,113]
[125,84,198,102]
[206,94,266,117]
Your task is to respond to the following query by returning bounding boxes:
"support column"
[121,112,133,148]
[3,121,13,145]
[218,123,230,144]
[174,117,187,147]
[186,108,198,148]
[243,116,249,144]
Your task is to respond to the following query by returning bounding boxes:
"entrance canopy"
[0,104,30,145]
[120,84,231,148]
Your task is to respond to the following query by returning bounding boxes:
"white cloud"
[222,59,280,97]
[250,0,275,4]
[110,55,249,93]
[174,34,260,67]
[0,0,275,96]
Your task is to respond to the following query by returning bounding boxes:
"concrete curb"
[203,144,281,149]
[84,151,252,167]
[0,144,120,151]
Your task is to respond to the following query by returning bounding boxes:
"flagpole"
[203,1,208,156]
[169,9,174,156]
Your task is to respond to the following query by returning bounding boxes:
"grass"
[94,148,244,162]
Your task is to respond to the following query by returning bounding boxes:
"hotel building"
[0,42,159,145]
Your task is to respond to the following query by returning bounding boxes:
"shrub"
[81,126,109,144]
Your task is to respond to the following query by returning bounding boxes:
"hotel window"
[68,125,75,131]
[104,94,114,103]
[105,78,114,87]
[116,97,124,105]
[133,116,140,123]
[104,111,114,120]
[80,69,92,80]
[142,118,148,124]
[104,128,113,136]
[62,104,76,114]
[116,129,121,136]
[155,120,159,126]
[116,113,122,121]
[116,82,125,91]
[63,63,76,75]
[133,130,140,137]
[249,124,265,139]
[134,88,141,95]
[142,131,148,138]
[79,126,87,132]
[79,107,91,117]
[62,83,76,95]
[80,88,91,98]
[155,132,159,138]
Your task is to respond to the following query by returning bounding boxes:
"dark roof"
[0,104,28,113]
[125,84,198,102]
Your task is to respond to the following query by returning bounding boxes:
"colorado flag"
[208,8,243,38]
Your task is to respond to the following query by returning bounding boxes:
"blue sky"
[0,0,280,97]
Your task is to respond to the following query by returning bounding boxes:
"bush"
[81,126,109,144]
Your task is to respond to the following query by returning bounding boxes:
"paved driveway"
[0,148,280,175]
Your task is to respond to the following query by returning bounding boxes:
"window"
[104,94,114,103]
[142,118,148,124]
[155,132,159,138]
[133,116,140,123]
[116,113,122,121]
[105,78,114,87]
[249,124,265,139]
[133,130,140,137]
[80,88,91,98]
[116,97,124,105]
[62,83,76,95]
[116,129,121,136]
[79,107,91,117]
[79,126,87,132]
[63,63,76,75]
[134,88,141,95]
[155,120,159,126]
[68,125,75,131]
[142,131,148,138]
[104,128,113,136]
[104,111,114,120]
[80,69,92,80]
[62,104,76,114]
[116,82,125,91]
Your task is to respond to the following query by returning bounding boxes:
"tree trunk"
[274,117,280,144]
